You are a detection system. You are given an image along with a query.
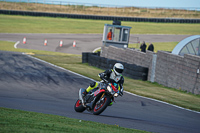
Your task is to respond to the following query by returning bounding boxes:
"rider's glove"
[98,73,105,79]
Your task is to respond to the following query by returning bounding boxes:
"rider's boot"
[82,89,87,97]
[82,82,98,105]
[82,89,88,101]
[81,89,88,106]
[83,84,94,100]
[109,102,113,106]
[86,82,98,92]
[109,99,114,106]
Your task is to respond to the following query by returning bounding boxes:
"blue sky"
[9,0,200,9]
[59,0,200,8]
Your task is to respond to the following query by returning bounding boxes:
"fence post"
[150,54,157,82]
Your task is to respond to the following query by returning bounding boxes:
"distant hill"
[1,1,200,19]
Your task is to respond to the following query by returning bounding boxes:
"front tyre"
[74,99,86,112]
[93,96,111,115]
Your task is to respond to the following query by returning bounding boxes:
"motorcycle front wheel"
[93,95,111,115]
[74,99,86,112]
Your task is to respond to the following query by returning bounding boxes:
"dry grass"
[1,2,200,19]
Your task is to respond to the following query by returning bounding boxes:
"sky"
[57,0,200,9]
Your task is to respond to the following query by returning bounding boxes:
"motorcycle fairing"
[94,88,105,96]
[79,88,85,104]
[110,83,118,92]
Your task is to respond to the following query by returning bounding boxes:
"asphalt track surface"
[0,33,190,54]
[0,34,200,133]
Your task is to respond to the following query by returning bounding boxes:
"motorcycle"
[74,79,121,115]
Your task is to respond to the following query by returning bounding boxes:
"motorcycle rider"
[82,63,124,105]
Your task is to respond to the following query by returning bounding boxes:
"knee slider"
[90,82,96,87]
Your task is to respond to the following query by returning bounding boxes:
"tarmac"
[0,33,190,54]
[0,33,199,133]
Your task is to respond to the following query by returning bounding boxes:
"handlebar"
[102,78,109,83]
[99,73,123,97]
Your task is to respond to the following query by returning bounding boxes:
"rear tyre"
[74,99,86,112]
[93,96,111,115]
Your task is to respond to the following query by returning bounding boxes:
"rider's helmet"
[113,63,124,76]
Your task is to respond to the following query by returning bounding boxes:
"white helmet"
[113,63,124,76]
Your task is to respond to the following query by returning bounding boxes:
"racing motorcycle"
[74,79,121,115]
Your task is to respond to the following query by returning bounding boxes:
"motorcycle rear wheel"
[74,99,86,112]
[93,96,111,115]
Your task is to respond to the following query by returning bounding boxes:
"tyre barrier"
[1,9,200,23]
[82,52,148,81]
[82,52,100,63]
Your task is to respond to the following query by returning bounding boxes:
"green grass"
[0,40,200,112]
[1,14,200,34]
[129,42,178,52]
[0,107,147,133]
[1,14,200,132]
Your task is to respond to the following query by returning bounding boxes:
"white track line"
[14,41,20,49]
[24,53,200,114]
[125,91,200,114]
[92,47,101,53]
[23,53,96,82]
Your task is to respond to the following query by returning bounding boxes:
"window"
[106,27,113,41]
[180,46,189,56]
[103,24,131,46]
[122,29,129,42]
[113,27,121,42]
[179,38,200,56]
[172,36,200,56]
[187,43,195,55]
[191,39,200,55]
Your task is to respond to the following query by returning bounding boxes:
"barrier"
[82,52,148,81]
[1,10,200,23]
[100,46,200,94]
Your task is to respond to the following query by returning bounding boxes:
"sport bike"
[74,79,121,115]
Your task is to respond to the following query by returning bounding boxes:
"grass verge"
[1,14,200,34]
[0,40,200,112]
[0,107,147,133]
[129,42,178,52]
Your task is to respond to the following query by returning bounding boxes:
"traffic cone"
[60,40,63,47]
[44,39,47,46]
[73,41,76,47]
[23,37,26,44]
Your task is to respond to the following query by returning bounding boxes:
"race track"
[0,33,190,54]
[0,33,200,133]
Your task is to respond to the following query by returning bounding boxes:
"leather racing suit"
[86,69,124,96]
